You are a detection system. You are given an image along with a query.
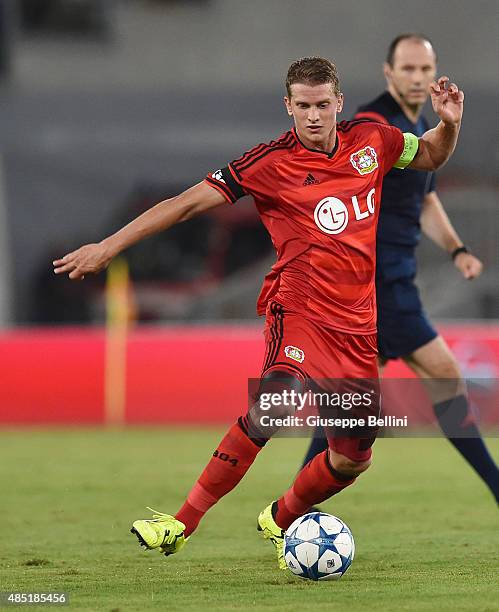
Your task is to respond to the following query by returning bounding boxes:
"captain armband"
[393,133,419,169]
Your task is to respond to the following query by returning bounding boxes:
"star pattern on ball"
[283,512,354,580]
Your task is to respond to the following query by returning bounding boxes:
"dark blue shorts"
[376,255,437,360]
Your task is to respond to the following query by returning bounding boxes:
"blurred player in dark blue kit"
[301,34,499,504]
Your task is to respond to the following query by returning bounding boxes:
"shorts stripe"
[262,302,289,374]
[262,305,274,371]
[262,319,276,372]
[269,302,284,369]
[263,302,280,371]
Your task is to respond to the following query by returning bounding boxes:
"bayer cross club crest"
[284,345,305,363]
[350,146,378,175]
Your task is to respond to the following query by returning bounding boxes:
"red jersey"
[205,120,404,334]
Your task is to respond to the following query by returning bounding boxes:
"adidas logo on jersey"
[303,173,320,186]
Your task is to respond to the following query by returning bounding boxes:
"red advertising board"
[1,324,499,425]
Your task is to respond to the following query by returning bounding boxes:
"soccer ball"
[283,512,354,580]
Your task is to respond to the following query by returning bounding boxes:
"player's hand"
[430,76,464,126]
[454,252,483,280]
[53,243,113,280]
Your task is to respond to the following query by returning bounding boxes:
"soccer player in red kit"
[53,57,464,569]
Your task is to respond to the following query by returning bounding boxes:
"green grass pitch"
[0,429,498,611]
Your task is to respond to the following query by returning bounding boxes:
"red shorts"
[261,301,379,462]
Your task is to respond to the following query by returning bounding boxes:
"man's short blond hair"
[286,57,341,98]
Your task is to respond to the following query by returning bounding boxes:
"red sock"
[176,422,262,536]
[275,450,355,530]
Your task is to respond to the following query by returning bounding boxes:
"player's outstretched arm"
[408,76,464,172]
[53,181,227,280]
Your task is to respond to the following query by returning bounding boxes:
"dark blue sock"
[434,395,499,503]
[301,426,329,469]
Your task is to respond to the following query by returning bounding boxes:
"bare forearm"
[100,181,224,258]
[421,191,483,279]
[421,192,463,253]
[101,197,193,258]
[419,120,460,170]
[53,181,227,280]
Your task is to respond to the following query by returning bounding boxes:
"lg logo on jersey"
[314,188,376,235]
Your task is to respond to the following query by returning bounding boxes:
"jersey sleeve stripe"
[233,138,295,175]
[232,131,292,165]
[232,139,291,173]
[229,162,242,182]
[337,118,377,133]
[232,143,268,166]
[228,162,244,184]
[204,176,237,203]
[232,132,294,172]
[352,111,389,124]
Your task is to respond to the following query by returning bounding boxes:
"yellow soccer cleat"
[257,502,287,570]
[131,507,187,556]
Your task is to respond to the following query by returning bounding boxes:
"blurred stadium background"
[1,4,499,610]
[0,0,498,423]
